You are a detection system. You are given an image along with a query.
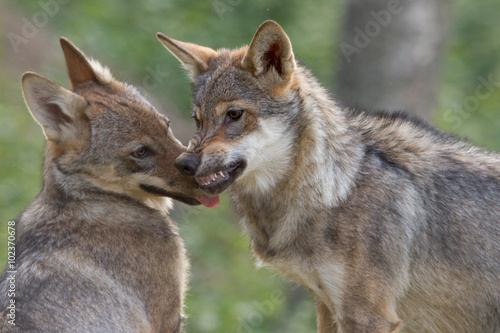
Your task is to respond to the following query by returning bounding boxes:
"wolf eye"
[132,146,148,158]
[192,114,201,129]
[227,110,243,121]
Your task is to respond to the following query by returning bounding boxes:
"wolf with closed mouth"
[0,38,212,332]
[158,20,500,333]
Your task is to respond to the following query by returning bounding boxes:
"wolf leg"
[338,307,402,333]
[316,297,338,333]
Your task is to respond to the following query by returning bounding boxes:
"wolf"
[157,20,500,332]
[0,38,211,332]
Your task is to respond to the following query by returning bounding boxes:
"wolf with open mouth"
[158,20,500,333]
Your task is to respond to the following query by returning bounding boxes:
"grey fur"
[0,39,202,332]
[160,21,500,332]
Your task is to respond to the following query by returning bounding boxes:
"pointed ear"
[22,72,88,142]
[60,37,100,89]
[157,33,217,81]
[242,20,295,84]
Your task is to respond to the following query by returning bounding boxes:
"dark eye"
[131,146,148,158]
[192,114,201,129]
[227,110,243,121]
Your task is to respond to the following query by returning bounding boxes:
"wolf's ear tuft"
[157,33,217,81]
[59,37,100,89]
[242,20,295,83]
[22,72,88,142]
[60,37,114,89]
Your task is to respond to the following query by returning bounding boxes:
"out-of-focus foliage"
[0,0,498,332]
[435,0,500,150]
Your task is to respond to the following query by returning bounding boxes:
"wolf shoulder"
[346,110,500,264]
[349,109,500,196]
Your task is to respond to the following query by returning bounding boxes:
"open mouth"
[140,184,201,206]
[194,161,246,194]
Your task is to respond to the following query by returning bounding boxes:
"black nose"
[175,153,200,176]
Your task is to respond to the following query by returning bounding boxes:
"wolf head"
[158,21,305,199]
[22,38,207,206]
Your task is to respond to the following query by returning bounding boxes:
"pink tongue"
[196,195,220,208]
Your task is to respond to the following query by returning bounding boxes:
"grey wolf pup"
[0,38,209,332]
[157,21,500,332]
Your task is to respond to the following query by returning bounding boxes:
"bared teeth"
[195,169,230,186]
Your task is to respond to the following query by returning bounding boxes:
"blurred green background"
[0,0,499,332]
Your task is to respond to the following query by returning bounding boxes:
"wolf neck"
[231,66,363,247]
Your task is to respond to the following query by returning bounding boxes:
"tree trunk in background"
[336,0,450,121]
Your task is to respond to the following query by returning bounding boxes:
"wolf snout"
[175,152,200,176]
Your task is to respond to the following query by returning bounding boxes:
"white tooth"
[219,171,224,177]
